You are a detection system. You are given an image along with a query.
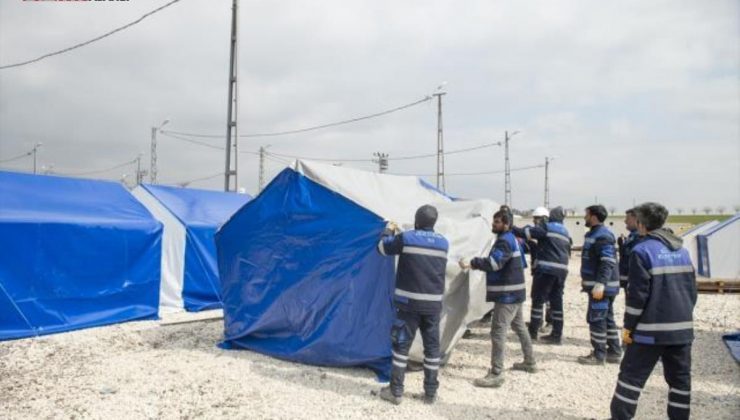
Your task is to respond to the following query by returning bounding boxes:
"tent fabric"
[0,171,162,340]
[722,332,740,363]
[217,160,497,377]
[680,220,719,271]
[133,184,251,312]
[696,214,740,280]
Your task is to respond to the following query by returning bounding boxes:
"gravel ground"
[2,259,738,419]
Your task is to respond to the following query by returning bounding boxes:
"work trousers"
[610,343,692,420]
[490,302,535,375]
[389,308,441,398]
[586,294,621,359]
[529,272,566,337]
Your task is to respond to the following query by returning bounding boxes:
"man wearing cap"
[376,205,449,405]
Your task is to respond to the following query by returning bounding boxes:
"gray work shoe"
[512,361,538,373]
[577,352,605,366]
[539,334,562,345]
[473,371,505,388]
[606,353,622,364]
[379,386,402,405]
[423,394,437,405]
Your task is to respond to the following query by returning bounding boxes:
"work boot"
[539,334,562,345]
[379,386,402,405]
[473,371,505,388]
[512,361,538,373]
[606,353,622,364]
[423,393,437,405]
[577,352,605,366]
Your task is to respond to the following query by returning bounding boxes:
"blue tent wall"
[216,169,394,377]
[0,171,162,340]
[143,184,251,311]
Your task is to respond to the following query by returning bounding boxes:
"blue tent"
[133,184,251,312]
[0,171,162,340]
[216,168,396,376]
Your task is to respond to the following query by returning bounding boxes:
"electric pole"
[433,87,446,192]
[503,130,520,208]
[32,142,42,174]
[150,119,169,184]
[135,154,147,185]
[224,0,240,192]
[373,152,389,173]
[544,156,552,208]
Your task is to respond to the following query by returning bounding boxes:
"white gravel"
[2,259,738,419]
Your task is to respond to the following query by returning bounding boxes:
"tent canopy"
[0,171,162,340]
[133,184,251,312]
[217,161,496,377]
[697,214,739,280]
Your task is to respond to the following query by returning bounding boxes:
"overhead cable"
[0,151,32,164]
[0,0,184,70]
[160,95,433,139]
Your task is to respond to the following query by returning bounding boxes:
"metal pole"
[259,146,265,192]
[136,154,142,185]
[33,147,37,174]
[150,127,157,183]
[504,131,511,207]
[224,0,239,192]
[544,157,550,208]
[433,92,446,192]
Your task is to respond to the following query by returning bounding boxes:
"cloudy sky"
[1,0,738,213]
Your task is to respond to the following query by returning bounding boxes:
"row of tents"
[2,162,738,377]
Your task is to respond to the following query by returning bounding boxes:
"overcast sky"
[1,0,738,213]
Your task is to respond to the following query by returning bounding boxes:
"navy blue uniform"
[471,230,526,304]
[581,224,621,359]
[513,220,572,338]
[611,229,697,420]
[618,230,640,288]
[378,228,449,398]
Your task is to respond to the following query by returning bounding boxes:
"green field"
[665,215,733,225]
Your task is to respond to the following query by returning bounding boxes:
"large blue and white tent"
[216,160,497,377]
[696,214,739,280]
[0,171,162,340]
[132,184,251,312]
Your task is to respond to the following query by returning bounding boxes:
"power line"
[159,131,260,155]
[0,151,32,164]
[58,158,138,176]
[170,172,224,187]
[159,95,433,139]
[0,0,184,70]
[392,163,545,177]
[265,140,503,163]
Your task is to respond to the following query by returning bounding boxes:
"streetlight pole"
[433,85,446,192]
[150,119,169,184]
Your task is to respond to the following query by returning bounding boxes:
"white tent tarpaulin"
[680,220,720,272]
[697,214,740,280]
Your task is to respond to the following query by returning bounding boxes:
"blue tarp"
[142,184,251,311]
[0,171,162,340]
[216,169,395,378]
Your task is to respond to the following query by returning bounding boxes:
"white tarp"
[296,160,497,362]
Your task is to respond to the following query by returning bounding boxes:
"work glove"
[622,328,633,345]
[591,282,605,300]
[383,221,401,235]
[458,257,471,270]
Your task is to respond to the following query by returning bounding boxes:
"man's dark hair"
[415,205,438,230]
[493,209,511,227]
[625,208,637,216]
[585,204,608,222]
[635,202,668,231]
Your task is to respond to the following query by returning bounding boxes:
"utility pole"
[135,154,147,185]
[150,119,169,184]
[373,152,389,173]
[544,156,553,208]
[503,130,521,208]
[433,87,446,192]
[258,146,268,192]
[32,142,42,174]
[224,0,240,192]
